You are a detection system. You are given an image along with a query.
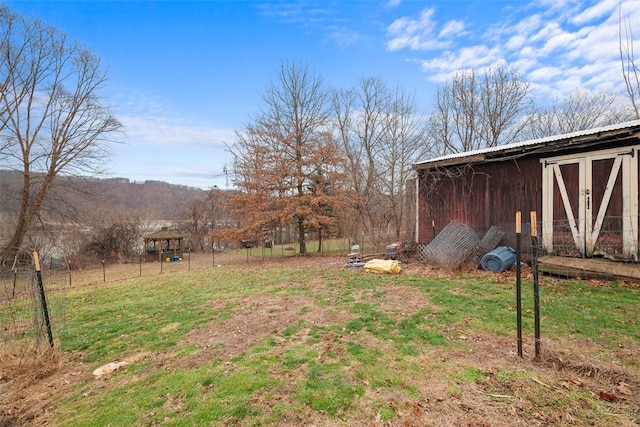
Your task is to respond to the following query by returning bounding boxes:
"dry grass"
[1,254,639,426]
[0,345,62,425]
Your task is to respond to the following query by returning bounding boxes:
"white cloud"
[527,65,564,83]
[420,45,503,81]
[386,8,461,51]
[390,0,640,102]
[538,26,576,56]
[112,88,234,149]
[387,8,435,36]
[507,13,543,39]
[571,0,618,25]
[106,87,235,189]
[439,20,465,39]
[529,21,563,45]
[120,114,234,148]
[505,34,527,51]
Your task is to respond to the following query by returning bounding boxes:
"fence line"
[1,250,69,360]
[2,227,638,390]
[529,219,640,378]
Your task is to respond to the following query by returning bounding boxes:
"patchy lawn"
[1,254,639,426]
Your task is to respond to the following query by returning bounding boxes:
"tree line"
[1,6,639,262]
[222,60,637,255]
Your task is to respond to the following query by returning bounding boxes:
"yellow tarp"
[364,259,402,274]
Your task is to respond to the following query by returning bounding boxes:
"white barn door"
[541,146,639,259]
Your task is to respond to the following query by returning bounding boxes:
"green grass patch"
[37,259,640,426]
[294,361,364,416]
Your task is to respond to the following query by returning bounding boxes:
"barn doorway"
[541,146,639,260]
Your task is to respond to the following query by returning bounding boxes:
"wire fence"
[0,250,69,364]
[528,218,640,398]
[58,237,402,285]
[417,214,640,394]
[2,225,638,401]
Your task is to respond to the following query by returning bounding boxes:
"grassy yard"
[1,254,639,426]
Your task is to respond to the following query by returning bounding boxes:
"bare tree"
[226,62,351,255]
[177,197,208,252]
[619,7,640,119]
[83,214,142,261]
[379,85,429,240]
[0,8,122,262]
[480,64,531,147]
[333,77,429,243]
[522,91,635,139]
[332,77,389,239]
[429,64,530,155]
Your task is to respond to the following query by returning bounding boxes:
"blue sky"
[5,0,639,189]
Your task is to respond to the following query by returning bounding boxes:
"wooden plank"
[537,255,640,281]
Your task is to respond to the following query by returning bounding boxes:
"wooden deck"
[537,255,640,282]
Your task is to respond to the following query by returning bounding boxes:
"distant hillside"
[0,170,209,220]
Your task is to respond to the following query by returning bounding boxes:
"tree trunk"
[298,217,307,255]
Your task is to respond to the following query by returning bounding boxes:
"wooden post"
[102,260,106,282]
[530,211,541,359]
[515,211,523,357]
[33,251,54,348]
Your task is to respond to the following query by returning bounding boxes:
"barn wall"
[417,157,542,245]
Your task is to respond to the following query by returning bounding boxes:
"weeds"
[2,255,639,426]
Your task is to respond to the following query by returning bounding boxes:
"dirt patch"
[180,293,351,367]
[2,256,639,426]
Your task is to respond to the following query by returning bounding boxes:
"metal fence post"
[530,211,541,360]
[33,251,54,348]
[515,211,523,358]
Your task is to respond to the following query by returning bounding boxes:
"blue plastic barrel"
[480,246,516,272]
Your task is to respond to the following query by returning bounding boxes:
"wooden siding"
[414,122,640,263]
[417,145,640,259]
[417,156,541,244]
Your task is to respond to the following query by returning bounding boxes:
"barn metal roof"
[414,119,640,170]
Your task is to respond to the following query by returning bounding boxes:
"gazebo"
[143,227,184,262]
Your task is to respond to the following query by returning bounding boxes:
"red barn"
[413,120,640,267]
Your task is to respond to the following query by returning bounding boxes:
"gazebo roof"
[144,227,183,240]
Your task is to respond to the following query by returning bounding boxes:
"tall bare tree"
[379,85,429,239]
[619,7,640,119]
[429,64,530,155]
[522,91,635,139]
[226,62,351,255]
[333,77,429,243]
[333,77,389,238]
[0,7,122,262]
